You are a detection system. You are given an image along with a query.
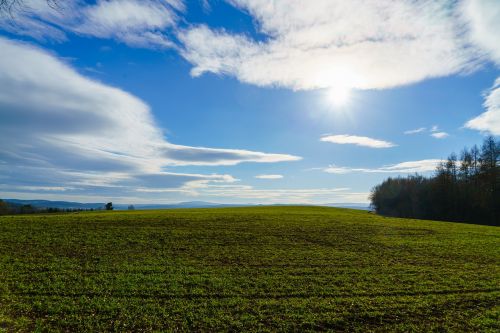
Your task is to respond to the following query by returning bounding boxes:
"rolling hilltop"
[0,206,498,331]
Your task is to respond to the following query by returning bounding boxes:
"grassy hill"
[0,206,498,332]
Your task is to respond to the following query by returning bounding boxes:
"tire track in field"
[14,288,500,300]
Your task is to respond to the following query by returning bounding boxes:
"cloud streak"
[430,132,449,139]
[324,159,443,174]
[191,184,366,204]
[0,37,300,197]
[255,174,283,179]
[320,135,396,148]
[0,0,183,48]
[461,0,500,65]
[404,127,426,135]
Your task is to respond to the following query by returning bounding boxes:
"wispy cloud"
[461,0,500,65]
[191,184,366,204]
[179,1,482,91]
[2,0,500,84]
[2,0,499,91]
[255,174,283,179]
[465,77,500,135]
[0,37,300,197]
[320,135,396,148]
[0,0,183,48]
[404,127,426,135]
[430,131,449,139]
[424,125,449,139]
[76,0,180,48]
[323,159,443,174]
[161,144,299,166]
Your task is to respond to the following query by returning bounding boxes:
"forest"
[370,136,499,225]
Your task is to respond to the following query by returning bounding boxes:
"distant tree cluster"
[370,136,499,225]
[0,199,103,215]
[0,200,38,215]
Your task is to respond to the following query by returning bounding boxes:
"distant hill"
[322,203,371,211]
[4,199,105,210]
[2,199,370,211]
[2,200,243,210]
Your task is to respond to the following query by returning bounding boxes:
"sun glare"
[327,86,351,107]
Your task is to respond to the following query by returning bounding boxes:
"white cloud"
[2,0,500,78]
[461,0,500,65]
[179,0,481,91]
[0,37,300,196]
[76,0,180,48]
[0,0,183,48]
[404,127,426,135]
[465,77,500,135]
[324,159,443,174]
[320,135,396,148]
[428,126,450,138]
[255,174,283,179]
[161,144,299,166]
[193,184,366,204]
[378,159,444,173]
[430,131,449,139]
[404,126,450,138]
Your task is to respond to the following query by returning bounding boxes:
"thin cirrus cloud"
[193,184,365,204]
[324,159,443,174]
[0,37,300,196]
[75,0,180,48]
[0,0,183,48]
[255,174,284,179]
[404,127,426,135]
[404,126,449,138]
[320,135,396,148]
[461,0,500,66]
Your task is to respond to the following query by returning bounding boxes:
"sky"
[0,0,499,205]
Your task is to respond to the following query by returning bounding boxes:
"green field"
[0,206,499,332]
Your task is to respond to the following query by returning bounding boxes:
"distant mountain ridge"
[4,199,105,210]
[114,201,244,210]
[2,199,370,211]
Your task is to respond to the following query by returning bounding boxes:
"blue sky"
[0,0,499,204]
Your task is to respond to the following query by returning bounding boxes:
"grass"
[0,206,499,332]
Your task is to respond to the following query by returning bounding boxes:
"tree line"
[370,136,499,225]
[0,200,115,215]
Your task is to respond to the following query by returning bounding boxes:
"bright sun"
[327,86,351,107]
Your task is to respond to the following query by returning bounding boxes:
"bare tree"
[0,0,58,16]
